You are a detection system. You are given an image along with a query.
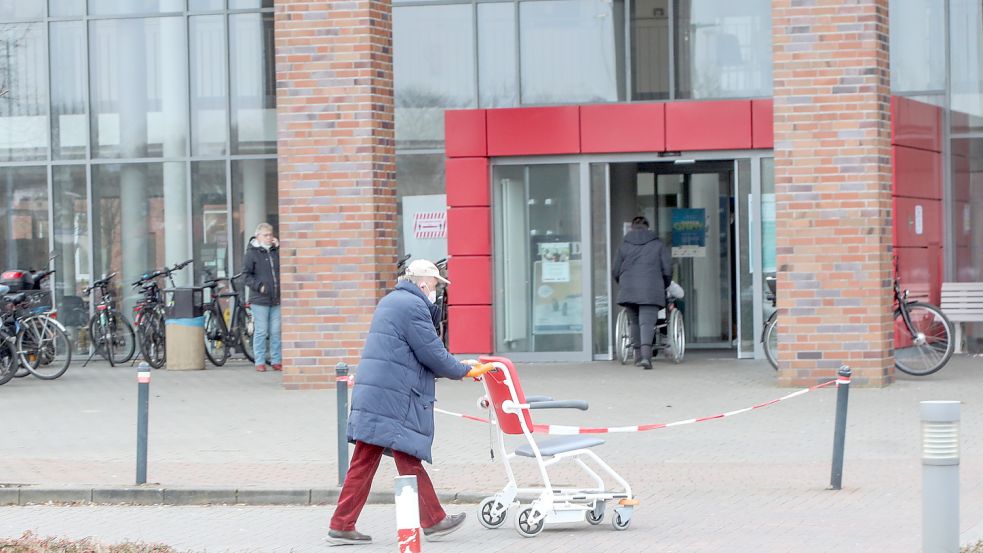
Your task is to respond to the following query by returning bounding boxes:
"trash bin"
[164,287,205,370]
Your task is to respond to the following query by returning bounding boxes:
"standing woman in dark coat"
[612,216,673,369]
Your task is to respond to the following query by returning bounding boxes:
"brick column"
[772,0,894,387]
[274,0,395,389]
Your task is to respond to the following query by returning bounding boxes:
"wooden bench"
[940,282,983,354]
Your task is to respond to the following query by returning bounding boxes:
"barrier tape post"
[395,475,422,553]
[828,365,851,490]
[336,362,350,486]
[136,361,151,485]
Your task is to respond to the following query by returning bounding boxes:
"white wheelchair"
[614,282,685,365]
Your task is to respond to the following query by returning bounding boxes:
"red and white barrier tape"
[435,378,842,435]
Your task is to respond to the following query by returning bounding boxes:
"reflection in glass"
[631,0,670,100]
[0,1,44,19]
[478,3,517,108]
[50,21,87,159]
[230,13,276,154]
[890,0,944,96]
[229,0,272,8]
[951,0,983,132]
[191,15,228,155]
[190,0,225,10]
[519,0,622,105]
[952,140,983,284]
[495,164,583,354]
[49,0,84,17]
[88,0,184,16]
[590,164,610,356]
[0,166,48,270]
[394,4,475,149]
[89,17,189,159]
[0,22,47,161]
[396,153,446,262]
[232,159,278,274]
[674,0,772,99]
[52,165,90,347]
[760,157,776,343]
[192,162,229,280]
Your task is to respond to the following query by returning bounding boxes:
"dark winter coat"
[612,229,673,308]
[347,280,470,463]
[242,238,280,306]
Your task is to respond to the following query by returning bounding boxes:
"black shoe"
[324,529,372,546]
[423,513,466,539]
[640,359,653,370]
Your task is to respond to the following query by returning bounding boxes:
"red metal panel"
[955,201,972,248]
[444,109,487,158]
[447,206,491,256]
[955,246,978,282]
[890,96,941,152]
[895,245,941,305]
[751,99,774,149]
[445,157,490,208]
[892,146,941,200]
[952,109,972,136]
[448,305,493,353]
[665,100,753,151]
[580,103,665,153]
[893,197,941,248]
[486,106,581,156]
[953,155,970,202]
[447,256,492,305]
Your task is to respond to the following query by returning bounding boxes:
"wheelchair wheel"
[478,497,509,529]
[615,308,631,365]
[514,506,545,538]
[666,308,685,363]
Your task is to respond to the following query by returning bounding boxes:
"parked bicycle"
[132,259,193,369]
[82,272,136,367]
[763,275,779,370]
[893,275,953,376]
[615,283,686,365]
[1,269,73,380]
[0,285,19,386]
[201,271,254,366]
[396,254,450,348]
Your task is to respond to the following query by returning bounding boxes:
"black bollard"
[136,361,151,485]
[337,362,350,486]
[828,365,851,490]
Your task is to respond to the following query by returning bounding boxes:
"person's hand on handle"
[465,362,495,379]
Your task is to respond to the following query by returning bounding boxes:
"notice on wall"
[538,242,570,283]
[671,208,706,258]
[401,195,448,263]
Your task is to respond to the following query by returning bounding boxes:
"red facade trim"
[445,109,487,158]
[580,103,665,153]
[446,157,490,207]
[486,106,581,156]
[665,100,753,151]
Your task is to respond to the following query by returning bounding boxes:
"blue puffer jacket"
[348,280,470,463]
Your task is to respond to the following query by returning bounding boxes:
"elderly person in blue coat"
[613,216,673,370]
[326,259,490,546]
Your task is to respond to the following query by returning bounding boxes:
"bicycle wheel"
[763,316,779,370]
[203,309,229,367]
[88,312,136,366]
[667,308,685,363]
[894,302,954,376]
[139,309,166,369]
[0,334,16,385]
[235,307,254,362]
[16,316,72,380]
[615,308,631,365]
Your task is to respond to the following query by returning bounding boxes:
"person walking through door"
[612,216,673,369]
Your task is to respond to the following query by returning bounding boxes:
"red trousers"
[330,440,447,531]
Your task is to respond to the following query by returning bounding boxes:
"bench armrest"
[527,400,589,411]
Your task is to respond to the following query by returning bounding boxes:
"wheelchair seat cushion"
[515,435,605,458]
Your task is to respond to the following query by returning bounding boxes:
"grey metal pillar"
[921,400,960,553]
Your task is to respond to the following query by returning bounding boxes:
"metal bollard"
[828,365,851,490]
[336,362,350,486]
[136,361,151,485]
[395,475,422,553]
[921,401,960,553]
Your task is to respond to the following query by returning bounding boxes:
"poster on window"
[532,259,583,334]
[671,208,706,258]
[401,194,448,264]
[538,242,570,283]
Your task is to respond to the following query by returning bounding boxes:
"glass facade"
[0,2,278,345]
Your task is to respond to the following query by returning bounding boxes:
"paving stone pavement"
[2,352,983,551]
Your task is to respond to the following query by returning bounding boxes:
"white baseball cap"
[405,259,450,285]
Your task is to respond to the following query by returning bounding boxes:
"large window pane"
[49,0,84,17]
[674,0,772,99]
[50,21,87,160]
[0,1,44,19]
[0,166,48,270]
[52,165,89,345]
[231,159,278,274]
[951,0,983,133]
[890,0,944,96]
[230,13,276,154]
[89,17,189,159]
[229,0,272,8]
[519,0,622,105]
[631,0,670,100]
[478,3,517,109]
[494,164,583,354]
[191,15,228,155]
[192,161,229,280]
[88,0,184,16]
[397,153,446,263]
[0,22,48,161]
[190,0,224,10]
[394,4,475,149]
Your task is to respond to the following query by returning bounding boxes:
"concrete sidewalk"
[1,352,982,550]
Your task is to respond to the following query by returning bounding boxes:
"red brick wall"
[274,0,395,389]
[772,0,894,387]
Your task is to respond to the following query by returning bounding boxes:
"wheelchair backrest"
[479,355,534,436]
